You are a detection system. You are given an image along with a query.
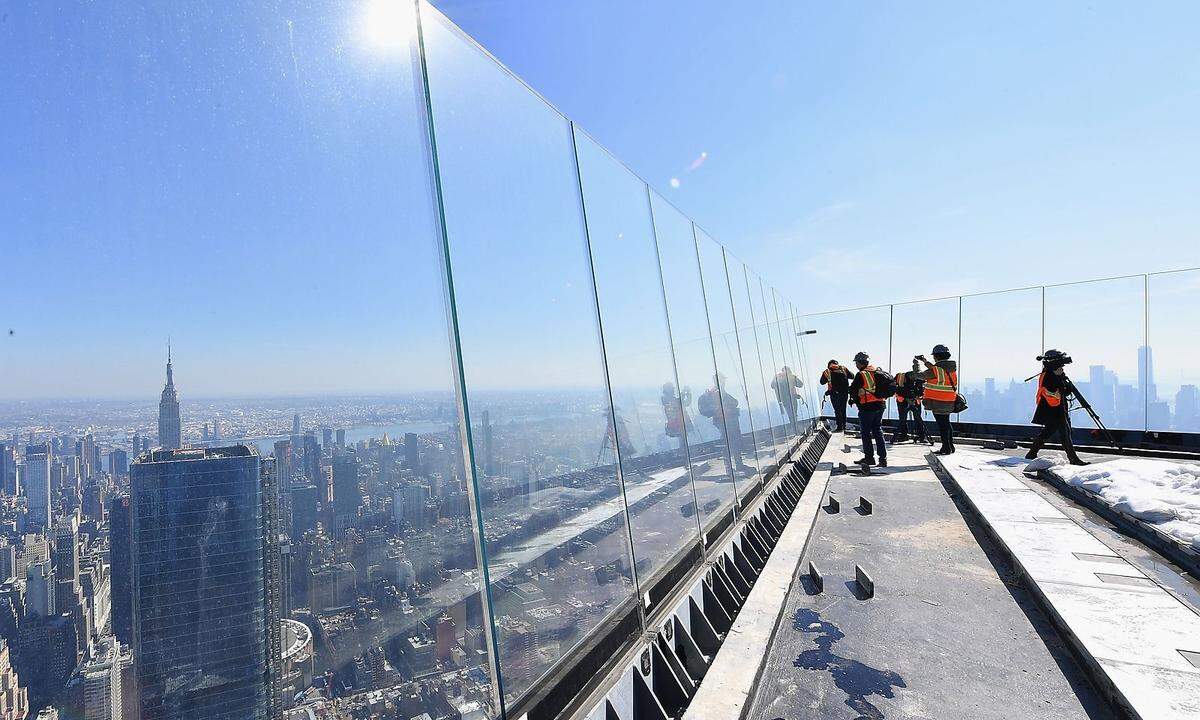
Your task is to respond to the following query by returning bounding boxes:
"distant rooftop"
[136,444,258,464]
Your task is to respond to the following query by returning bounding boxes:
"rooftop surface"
[688,435,1200,720]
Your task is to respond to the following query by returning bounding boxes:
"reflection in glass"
[422,6,637,705]
[728,260,777,476]
[573,129,704,591]
[960,289,1042,426]
[650,196,738,538]
[696,231,761,492]
[771,288,803,441]
[1147,270,1200,431]
[749,273,788,456]
[1045,278,1146,430]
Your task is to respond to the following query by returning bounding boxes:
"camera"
[1037,350,1072,368]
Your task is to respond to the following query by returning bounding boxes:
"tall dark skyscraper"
[157,347,182,450]
[23,443,52,532]
[110,494,133,647]
[130,446,277,720]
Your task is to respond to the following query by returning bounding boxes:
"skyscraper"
[130,446,276,719]
[157,348,182,451]
[0,638,28,720]
[109,496,133,647]
[0,444,15,496]
[23,443,52,532]
[82,637,126,720]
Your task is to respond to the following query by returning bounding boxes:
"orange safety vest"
[894,372,919,405]
[859,366,880,404]
[1036,372,1062,407]
[922,366,958,403]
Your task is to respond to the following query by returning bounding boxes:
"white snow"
[1042,457,1200,551]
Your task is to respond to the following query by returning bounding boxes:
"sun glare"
[361,0,417,53]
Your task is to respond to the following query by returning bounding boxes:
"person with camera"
[916,344,960,455]
[820,359,853,432]
[848,351,892,468]
[892,358,927,443]
[1025,349,1089,466]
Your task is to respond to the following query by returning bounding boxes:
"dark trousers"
[1030,415,1082,461]
[933,413,954,450]
[829,393,848,431]
[894,401,926,440]
[859,407,886,461]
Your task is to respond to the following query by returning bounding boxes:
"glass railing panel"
[960,288,1043,425]
[728,261,778,472]
[771,288,803,441]
[792,301,820,428]
[890,298,961,421]
[571,129,704,595]
[749,273,790,456]
[649,195,738,540]
[4,2,502,718]
[1045,277,1146,430]
[420,5,637,707]
[1146,270,1200,432]
[695,231,761,494]
[800,308,891,422]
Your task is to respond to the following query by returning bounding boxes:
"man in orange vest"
[916,344,958,455]
[848,351,887,468]
[1025,350,1088,465]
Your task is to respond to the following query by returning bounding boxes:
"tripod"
[1061,375,1123,451]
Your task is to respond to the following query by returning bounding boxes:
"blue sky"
[2,1,1198,399]
[433,0,1200,301]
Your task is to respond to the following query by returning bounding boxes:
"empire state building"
[158,348,183,450]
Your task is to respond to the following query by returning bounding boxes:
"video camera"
[1036,350,1072,369]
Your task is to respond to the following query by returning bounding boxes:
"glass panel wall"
[743,275,781,455]
[3,2,502,719]
[793,301,821,426]
[650,198,739,539]
[1045,277,1146,430]
[572,130,704,593]
[890,298,960,421]
[752,275,790,458]
[771,288,803,440]
[3,2,816,718]
[960,289,1043,425]
[421,8,636,706]
[1147,270,1200,432]
[695,230,760,494]
[728,261,778,476]
[801,308,891,421]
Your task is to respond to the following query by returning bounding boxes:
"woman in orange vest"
[1025,350,1088,465]
[916,344,958,455]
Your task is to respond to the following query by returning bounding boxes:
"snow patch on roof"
[1050,458,1200,550]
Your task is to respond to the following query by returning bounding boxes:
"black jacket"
[820,366,853,395]
[849,368,886,412]
[894,370,924,403]
[1032,370,1070,425]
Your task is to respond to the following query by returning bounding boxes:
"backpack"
[697,388,720,419]
[869,369,897,399]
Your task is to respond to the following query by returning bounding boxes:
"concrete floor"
[746,439,1116,720]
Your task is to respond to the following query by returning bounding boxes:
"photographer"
[892,359,927,443]
[916,344,959,455]
[820,359,853,432]
[1025,350,1089,466]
